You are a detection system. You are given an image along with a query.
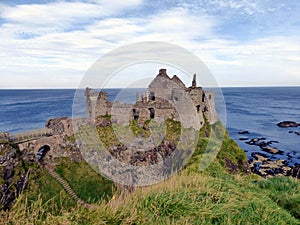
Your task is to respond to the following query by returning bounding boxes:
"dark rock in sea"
[245,138,261,145]
[251,152,269,162]
[277,121,299,128]
[238,130,249,134]
[261,146,283,154]
[287,152,293,159]
[239,137,249,141]
[245,138,274,147]
[257,141,268,148]
[249,153,291,178]
[288,130,300,136]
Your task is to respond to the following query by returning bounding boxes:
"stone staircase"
[44,163,91,209]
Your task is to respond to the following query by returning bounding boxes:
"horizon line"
[1,85,300,90]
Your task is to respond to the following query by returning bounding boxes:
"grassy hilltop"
[1,119,300,224]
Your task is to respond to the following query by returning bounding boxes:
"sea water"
[0,87,299,164]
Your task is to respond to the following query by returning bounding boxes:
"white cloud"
[144,8,216,39]
[212,0,257,15]
[0,0,144,39]
[0,0,299,88]
[0,0,143,25]
[198,36,300,86]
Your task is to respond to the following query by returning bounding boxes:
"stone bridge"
[10,128,53,143]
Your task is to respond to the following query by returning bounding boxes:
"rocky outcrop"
[277,121,299,128]
[223,157,250,174]
[245,138,283,154]
[238,130,249,134]
[288,131,300,136]
[287,164,300,179]
[0,118,84,210]
[261,146,283,154]
[108,139,177,166]
[238,129,300,179]
[249,153,291,178]
[0,143,31,210]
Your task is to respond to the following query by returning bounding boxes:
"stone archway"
[37,145,50,162]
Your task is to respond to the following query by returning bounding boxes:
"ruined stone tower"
[85,69,218,129]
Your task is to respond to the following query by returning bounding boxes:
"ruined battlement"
[85,69,218,128]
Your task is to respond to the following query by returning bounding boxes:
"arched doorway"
[37,145,50,162]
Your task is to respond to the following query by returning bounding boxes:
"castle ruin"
[1,69,218,165]
[85,69,217,129]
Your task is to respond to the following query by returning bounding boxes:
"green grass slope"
[1,119,299,224]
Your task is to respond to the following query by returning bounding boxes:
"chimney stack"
[192,73,196,87]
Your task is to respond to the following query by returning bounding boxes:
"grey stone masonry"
[85,69,218,128]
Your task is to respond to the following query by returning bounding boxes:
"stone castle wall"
[13,117,83,163]
[0,69,218,166]
[203,91,218,124]
[85,69,218,128]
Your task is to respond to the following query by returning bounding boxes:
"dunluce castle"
[85,69,217,129]
[1,69,217,161]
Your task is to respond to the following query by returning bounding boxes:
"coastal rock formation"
[288,131,300,136]
[249,153,291,178]
[108,139,178,166]
[245,138,283,155]
[277,121,299,128]
[261,146,283,154]
[238,130,249,134]
[238,130,300,179]
[287,164,300,179]
[250,152,300,179]
[0,117,84,210]
[0,142,30,210]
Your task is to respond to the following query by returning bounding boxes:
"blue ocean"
[0,87,299,164]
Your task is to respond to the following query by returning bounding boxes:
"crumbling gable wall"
[85,69,218,128]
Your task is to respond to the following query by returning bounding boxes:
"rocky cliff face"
[0,142,32,210]
[0,119,83,210]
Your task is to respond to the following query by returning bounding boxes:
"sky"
[0,0,300,88]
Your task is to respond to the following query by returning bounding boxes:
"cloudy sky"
[0,0,300,88]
